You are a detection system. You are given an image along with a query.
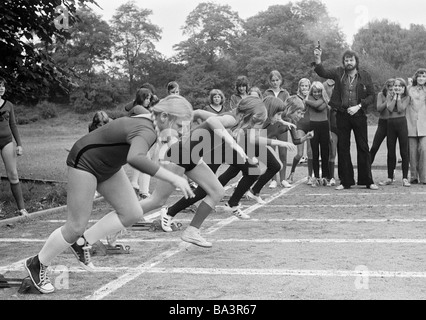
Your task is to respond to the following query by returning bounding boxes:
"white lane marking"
[3,238,426,244]
[2,264,426,279]
[84,179,304,300]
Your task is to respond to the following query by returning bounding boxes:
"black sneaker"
[24,255,54,294]
[70,236,95,271]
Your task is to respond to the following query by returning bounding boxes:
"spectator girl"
[406,68,426,184]
[304,81,331,187]
[230,76,250,110]
[263,70,291,188]
[379,78,410,186]
[0,77,28,217]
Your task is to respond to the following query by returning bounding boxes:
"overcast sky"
[89,0,425,58]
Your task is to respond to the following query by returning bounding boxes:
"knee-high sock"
[190,201,214,229]
[10,182,25,210]
[307,159,313,177]
[38,227,72,266]
[84,212,126,245]
[329,161,335,179]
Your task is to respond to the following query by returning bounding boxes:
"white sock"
[84,212,126,245]
[38,227,71,266]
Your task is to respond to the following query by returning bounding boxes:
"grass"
[0,109,91,218]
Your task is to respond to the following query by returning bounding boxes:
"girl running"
[247,96,312,203]
[24,95,195,294]
[159,96,268,231]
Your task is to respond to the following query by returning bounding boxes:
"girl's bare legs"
[180,161,225,247]
[1,142,26,212]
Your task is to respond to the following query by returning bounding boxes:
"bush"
[37,101,58,119]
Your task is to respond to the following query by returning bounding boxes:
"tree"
[0,0,98,103]
[352,19,408,71]
[110,1,162,94]
[174,2,244,105]
[239,0,346,93]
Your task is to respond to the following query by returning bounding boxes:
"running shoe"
[287,172,294,183]
[70,236,95,271]
[402,179,411,187]
[281,180,292,188]
[224,203,250,219]
[245,190,266,204]
[17,209,29,216]
[24,255,54,294]
[181,226,212,248]
[269,180,277,189]
[160,207,173,232]
[329,178,336,186]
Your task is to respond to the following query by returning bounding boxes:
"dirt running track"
[1,165,426,307]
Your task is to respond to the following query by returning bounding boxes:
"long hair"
[263,96,285,122]
[282,95,306,120]
[88,111,111,132]
[341,49,360,70]
[268,70,282,85]
[133,88,152,108]
[235,76,249,93]
[308,81,330,105]
[151,95,193,122]
[412,68,426,86]
[296,78,311,98]
[209,89,225,105]
[382,78,395,97]
[394,78,408,98]
[231,96,267,137]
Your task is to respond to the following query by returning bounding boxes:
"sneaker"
[299,156,307,164]
[17,209,29,216]
[246,190,266,204]
[287,172,294,183]
[378,179,393,186]
[224,203,251,219]
[307,176,313,185]
[335,184,350,190]
[410,179,419,184]
[70,236,95,271]
[281,180,292,188]
[181,226,212,248]
[24,255,55,294]
[329,178,336,186]
[269,180,277,189]
[311,178,319,187]
[367,184,379,190]
[160,207,173,232]
[402,179,411,187]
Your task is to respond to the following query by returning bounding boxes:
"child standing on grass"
[379,78,410,187]
[407,68,426,184]
[0,77,28,217]
[304,81,331,187]
[323,79,337,186]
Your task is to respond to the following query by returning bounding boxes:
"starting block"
[130,219,182,232]
[0,275,41,294]
[90,240,130,256]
